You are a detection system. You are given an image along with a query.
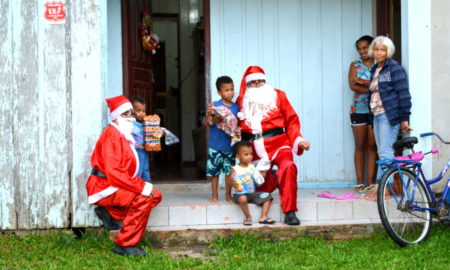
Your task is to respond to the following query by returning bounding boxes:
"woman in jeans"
[363,36,412,201]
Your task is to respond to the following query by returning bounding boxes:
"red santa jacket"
[237,89,304,160]
[86,124,153,204]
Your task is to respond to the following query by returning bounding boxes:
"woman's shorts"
[350,113,370,126]
[233,192,273,206]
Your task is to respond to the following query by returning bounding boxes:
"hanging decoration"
[140,5,160,54]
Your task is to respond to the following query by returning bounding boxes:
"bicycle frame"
[378,157,450,214]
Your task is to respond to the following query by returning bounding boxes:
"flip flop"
[317,191,336,199]
[259,217,276,224]
[335,192,360,200]
[363,184,376,193]
[353,184,365,192]
[243,219,253,226]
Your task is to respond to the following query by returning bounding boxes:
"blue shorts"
[206,148,235,177]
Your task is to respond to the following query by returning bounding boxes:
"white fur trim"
[245,73,266,83]
[253,138,269,159]
[130,144,139,177]
[88,186,119,204]
[141,182,153,196]
[110,102,133,120]
[111,123,139,177]
[293,136,305,154]
[271,146,291,161]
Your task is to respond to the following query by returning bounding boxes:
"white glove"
[255,157,271,172]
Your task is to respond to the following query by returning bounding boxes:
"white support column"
[401,0,432,177]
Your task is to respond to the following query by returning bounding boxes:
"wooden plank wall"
[210,0,373,186]
[70,0,106,227]
[0,0,70,230]
[0,0,106,230]
[0,0,16,230]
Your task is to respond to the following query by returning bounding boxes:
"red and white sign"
[44,1,66,24]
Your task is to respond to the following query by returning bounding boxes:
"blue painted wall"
[210,0,373,187]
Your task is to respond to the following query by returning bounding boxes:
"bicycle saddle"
[393,136,418,150]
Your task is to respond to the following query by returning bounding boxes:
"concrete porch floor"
[146,183,381,231]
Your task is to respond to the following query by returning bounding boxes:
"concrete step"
[146,186,381,230]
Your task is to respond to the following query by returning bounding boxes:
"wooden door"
[122,0,155,112]
[376,0,402,63]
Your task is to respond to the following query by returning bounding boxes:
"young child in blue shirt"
[130,96,151,182]
[204,76,240,202]
[230,141,274,226]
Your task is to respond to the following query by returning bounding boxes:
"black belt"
[91,168,106,178]
[241,128,285,141]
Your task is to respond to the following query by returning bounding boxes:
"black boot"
[113,245,147,256]
[94,206,120,231]
[284,211,300,225]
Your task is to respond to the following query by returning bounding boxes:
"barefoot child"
[130,96,151,182]
[231,141,275,226]
[204,76,240,202]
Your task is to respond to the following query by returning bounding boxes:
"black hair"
[355,35,374,49]
[215,76,233,91]
[129,95,146,105]
[233,140,252,155]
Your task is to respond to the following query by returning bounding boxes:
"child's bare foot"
[209,197,219,203]
[225,196,234,203]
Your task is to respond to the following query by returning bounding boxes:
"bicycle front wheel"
[377,167,432,247]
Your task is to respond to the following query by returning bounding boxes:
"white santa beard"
[116,116,136,144]
[242,84,277,132]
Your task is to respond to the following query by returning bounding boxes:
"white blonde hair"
[368,36,396,59]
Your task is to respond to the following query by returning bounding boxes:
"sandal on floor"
[243,219,253,226]
[336,192,360,200]
[259,217,276,224]
[317,191,336,199]
[363,184,376,193]
[353,184,365,192]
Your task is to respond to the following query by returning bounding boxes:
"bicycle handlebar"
[420,132,450,144]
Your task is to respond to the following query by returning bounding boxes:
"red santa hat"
[237,66,267,106]
[106,95,133,120]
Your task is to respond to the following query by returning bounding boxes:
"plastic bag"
[253,158,271,187]
[254,172,265,187]
[162,128,180,145]
[255,158,271,171]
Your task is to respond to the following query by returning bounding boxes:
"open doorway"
[121,0,207,183]
[376,0,402,62]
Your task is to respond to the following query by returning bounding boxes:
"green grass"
[0,224,449,270]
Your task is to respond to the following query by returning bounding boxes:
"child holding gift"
[230,141,275,226]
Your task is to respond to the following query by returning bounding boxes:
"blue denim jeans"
[373,113,400,182]
[136,148,151,182]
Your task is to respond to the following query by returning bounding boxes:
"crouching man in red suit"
[86,95,162,256]
[236,66,310,225]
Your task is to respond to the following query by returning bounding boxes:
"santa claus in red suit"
[86,95,162,256]
[236,66,310,225]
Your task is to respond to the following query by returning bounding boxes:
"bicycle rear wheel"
[377,167,432,247]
